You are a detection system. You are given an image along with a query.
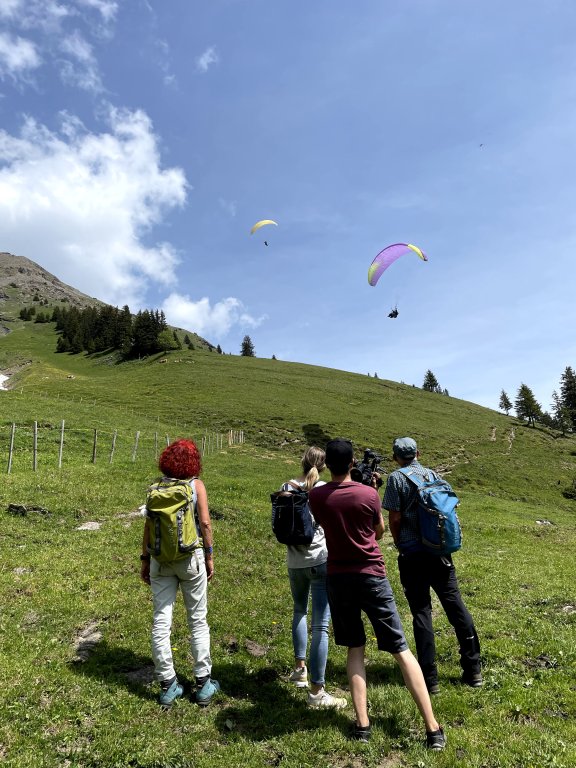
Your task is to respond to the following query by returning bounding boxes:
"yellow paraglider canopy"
[250,219,278,235]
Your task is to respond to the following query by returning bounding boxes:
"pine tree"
[158,329,178,354]
[499,390,513,415]
[552,390,572,436]
[422,370,440,392]
[240,335,255,357]
[559,366,576,430]
[217,344,222,354]
[172,330,182,349]
[56,336,70,353]
[514,383,542,427]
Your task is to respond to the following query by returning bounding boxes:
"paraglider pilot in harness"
[388,308,399,319]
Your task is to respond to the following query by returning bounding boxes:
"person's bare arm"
[374,509,386,540]
[140,519,151,585]
[195,480,214,581]
[387,508,402,546]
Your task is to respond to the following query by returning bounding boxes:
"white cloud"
[0,108,187,308]
[0,1,116,90]
[74,0,118,24]
[196,46,218,73]
[218,197,237,217]
[0,32,41,80]
[59,30,102,91]
[12,2,71,34]
[0,0,23,19]
[162,294,267,339]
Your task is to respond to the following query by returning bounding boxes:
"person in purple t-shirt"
[309,438,445,750]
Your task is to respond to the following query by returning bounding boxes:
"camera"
[351,449,385,487]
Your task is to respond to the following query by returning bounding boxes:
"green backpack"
[146,478,201,563]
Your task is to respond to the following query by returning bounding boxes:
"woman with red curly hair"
[140,438,219,708]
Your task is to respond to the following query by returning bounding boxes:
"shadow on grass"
[68,641,156,700]
[69,646,406,742]
[210,662,403,743]
[302,424,333,448]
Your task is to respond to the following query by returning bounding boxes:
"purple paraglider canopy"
[368,243,427,286]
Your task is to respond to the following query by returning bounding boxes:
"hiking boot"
[461,672,483,688]
[289,665,309,688]
[307,689,347,709]
[351,724,371,742]
[426,727,446,750]
[158,678,184,707]
[195,678,220,707]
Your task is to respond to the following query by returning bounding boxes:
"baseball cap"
[392,437,418,460]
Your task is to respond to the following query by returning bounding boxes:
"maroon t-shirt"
[308,481,386,577]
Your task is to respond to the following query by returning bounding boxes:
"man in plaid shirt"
[383,437,482,695]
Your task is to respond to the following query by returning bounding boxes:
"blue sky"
[1,1,575,412]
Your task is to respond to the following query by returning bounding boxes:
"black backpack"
[271,481,315,545]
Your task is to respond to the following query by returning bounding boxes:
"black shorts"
[327,573,408,653]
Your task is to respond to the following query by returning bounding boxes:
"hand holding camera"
[350,449,385,488]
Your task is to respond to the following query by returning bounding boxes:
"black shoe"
[427,682,440,695]
[426,727,446,750]
[351,724,371,742]
[461,672,483,688]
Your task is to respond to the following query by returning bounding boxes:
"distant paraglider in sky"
[250,219,278,245]
[368,243,427,287]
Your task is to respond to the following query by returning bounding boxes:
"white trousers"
[150,551,212,683]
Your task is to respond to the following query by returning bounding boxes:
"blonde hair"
[301,446,326,491]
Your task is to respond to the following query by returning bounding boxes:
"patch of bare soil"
[244,639,268,657]
[72,620,103,662]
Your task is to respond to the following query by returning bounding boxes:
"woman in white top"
[283,446,346,709]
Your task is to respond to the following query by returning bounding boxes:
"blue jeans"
[288,563,330,686]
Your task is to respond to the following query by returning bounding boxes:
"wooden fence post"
[109,430,117,464]
[33,421,38,472]
[132,431,140,462]
[92,429,97,464]
[7,423,15,474]
[58,420,65,469]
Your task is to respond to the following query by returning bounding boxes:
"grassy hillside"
[1,316,575,768]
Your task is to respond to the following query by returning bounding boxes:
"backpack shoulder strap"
[398,467,436,485]
[398,467,424,487]
[282,480,306,492]
[186,478,198,511]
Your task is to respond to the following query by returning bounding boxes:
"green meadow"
[1,318,575,768]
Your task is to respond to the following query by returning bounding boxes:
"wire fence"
[2,421,246,473]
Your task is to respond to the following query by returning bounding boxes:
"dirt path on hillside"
[434,444,472,476]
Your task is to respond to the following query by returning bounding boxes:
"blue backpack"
[399,468,462,554]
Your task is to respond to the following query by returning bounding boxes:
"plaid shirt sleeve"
[383,472,403,511]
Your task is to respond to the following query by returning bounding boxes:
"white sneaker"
[307,689,347,709]
[289,666,308,688]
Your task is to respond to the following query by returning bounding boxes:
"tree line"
[19,303,223,358]
[422,367,576,435]
[499,367,576,433]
